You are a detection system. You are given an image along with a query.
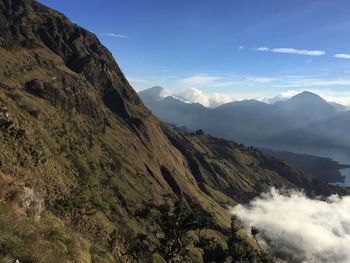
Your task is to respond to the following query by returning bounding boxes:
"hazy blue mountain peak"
[139,86,172,101]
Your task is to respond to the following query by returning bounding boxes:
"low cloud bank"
[175,87,236,108]
[231,188,350,263]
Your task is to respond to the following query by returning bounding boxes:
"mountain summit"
[274,91,337,125]
[278,91,336,112]
[290,91,326,101]
[138,86,172,101]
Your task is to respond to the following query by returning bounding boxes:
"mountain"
[274,91,337,125]
[330,102,349,112]
[0,1,347,262]
[138,86,172,101]
[140,88,350,162]
[140,87,209,130]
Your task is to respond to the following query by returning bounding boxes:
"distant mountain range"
[139,87,350,162]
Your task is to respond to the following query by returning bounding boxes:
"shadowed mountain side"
[262,111,350,157]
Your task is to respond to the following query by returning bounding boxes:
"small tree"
[134,199,215,262]
[227,215,275,263]
[191,203,215,238]
[195,129,204,135]
[227,215,249,261]
[251,226,261,249]
[196,236,226,263]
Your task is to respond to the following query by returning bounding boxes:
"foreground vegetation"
[0,198,274,263]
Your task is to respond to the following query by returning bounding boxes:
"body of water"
[332,155,350,187]
[332,168,350,187]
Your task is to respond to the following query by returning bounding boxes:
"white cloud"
[176,74,243,89]
[256,47,270,51]
[174,88,237,108]
[175,87,210,106]
[149,86,173,100]
[256,47,325,56]
[138,86,238,107]
[334,54,350,59]
[99,33,129,38]
[272,48,325,56]
[262,90,301,104]
[238,46,244,50]
[130,74,236,93]
[207,93,237,108]
[177,74,221,87]
[231,188,350,263]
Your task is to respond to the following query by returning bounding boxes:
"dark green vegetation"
[125,199,274,262]
[0,0,348,262]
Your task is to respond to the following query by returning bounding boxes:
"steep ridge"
[0,0,347,261]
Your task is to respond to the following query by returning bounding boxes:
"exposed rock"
[20,187,44,220]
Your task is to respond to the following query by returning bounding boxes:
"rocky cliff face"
[0,0,147,121]
[0,0,346,262]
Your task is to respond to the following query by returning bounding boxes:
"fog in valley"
[232,188,350,263]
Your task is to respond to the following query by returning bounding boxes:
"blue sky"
[39,0,350,106]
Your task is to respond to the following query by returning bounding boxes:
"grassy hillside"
[0,0,347,262]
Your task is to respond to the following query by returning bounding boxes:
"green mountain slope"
[0,0,347,262]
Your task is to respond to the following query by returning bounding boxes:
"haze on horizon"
[39,0,350,106]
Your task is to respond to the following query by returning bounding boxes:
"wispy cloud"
[334,53,350,59]
[160,66,171,73]
[305,59,312,64]
[177,74,248,89]
[177,74,221,87]
[256,47,270,51]
[256,47,326,56]
[279,78,350,87]
[245,77,277,84]
[272,48,325,56]
[99,33,129,38]
[128,76,157,91]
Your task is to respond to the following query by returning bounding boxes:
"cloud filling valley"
[231,188,350,263]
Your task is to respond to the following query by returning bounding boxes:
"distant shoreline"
[261,149,350,184]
